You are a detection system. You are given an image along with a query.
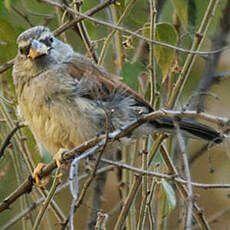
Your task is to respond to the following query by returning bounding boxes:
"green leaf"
[171,0,188,30]
[120,61,146,91]
[154,23,178,82]
[161,179,177,216]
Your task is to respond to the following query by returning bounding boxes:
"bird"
[13,26,222,182]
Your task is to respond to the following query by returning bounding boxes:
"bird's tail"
[151,117,223,144]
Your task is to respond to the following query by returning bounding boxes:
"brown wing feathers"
[66,54,222,143]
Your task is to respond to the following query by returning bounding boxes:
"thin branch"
[98,0,137,65]
[67,110,111,230]
[0,0,227,77]
[159,145,210,230]
[70,8,230,56]
[32,168,61,230]
[0,165,114,230]
[189,1,230,112]
[101,158,230,189]
[136,150,148,230]
[0,97,35,174]
[0,122,25,159]
[95,212,108,230]
[0,0,112,75]
[71,0,98,62]
[12,6,33,27]
[87,111,112,228]
[114,174,141,230]
[189,143,211,165]
[52,0,115,36]
[174,119,193,230]
[149,0,157,107]
[168,0,220,108]
[0,58,15,74]
[0,109,228,213]
[39,0,229,56]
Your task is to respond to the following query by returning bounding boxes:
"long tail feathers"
[151,117,223,144]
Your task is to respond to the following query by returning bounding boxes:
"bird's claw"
[32,163,50,187]
[54,148,68,168]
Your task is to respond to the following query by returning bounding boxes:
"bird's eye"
[19,46,30,55]
[49,37,53,43]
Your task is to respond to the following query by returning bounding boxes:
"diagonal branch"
[0,109,228,213]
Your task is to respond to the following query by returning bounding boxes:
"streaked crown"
[17,26,52,44]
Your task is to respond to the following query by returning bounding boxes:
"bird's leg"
[32,148,68,187]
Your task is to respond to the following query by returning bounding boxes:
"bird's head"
[17,26,54,60]
[14,26,73,82]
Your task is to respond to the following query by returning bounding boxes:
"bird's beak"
[28,40,49,59]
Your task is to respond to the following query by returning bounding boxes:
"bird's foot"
[54,148,68,168]
[32,163,50,187]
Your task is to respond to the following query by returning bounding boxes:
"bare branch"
[0,122,25,159]
[0,58,15,74]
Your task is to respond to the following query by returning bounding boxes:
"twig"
[121,145,132,229]
[136,150,148,230]
[72,1,98,63]
[67,110,111,230]
[38,187,66,224]
[159,145,210,229]
[52,0,116,36]
[88,111,112,228]
[0,165,114,230]
[32,168,61,230]
[70,8,230,56]
[0,109,228,213]
[39,0,229,56]
[168,0,220,108]
[40,0,226,57]
[0,97,35,174]
[132,0,165,63]
[114,135,165,229]
[0,122,25,159]
[110,4,123,73]
[0,0,110,75]
[189,1,230,112]
[149,0,157,107]
[12,6,33,27]
[95,212,108,230]
[100,158,230,189]
[147,178,157,229]
[0,0,226,77]
[114,174,141,230]
[98,0,137,65]
[0,58,15,74]
[174,119,193,230]
[189,143,211,165]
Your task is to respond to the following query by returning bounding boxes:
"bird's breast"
[17,72,98,154]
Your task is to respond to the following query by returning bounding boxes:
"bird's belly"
[20,100,96,155]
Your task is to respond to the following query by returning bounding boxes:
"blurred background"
[0,0,230,229]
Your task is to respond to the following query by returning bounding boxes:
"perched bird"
[13,26,222,172]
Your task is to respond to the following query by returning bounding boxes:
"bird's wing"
[64,53,222,143]
[65,53,153,110]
